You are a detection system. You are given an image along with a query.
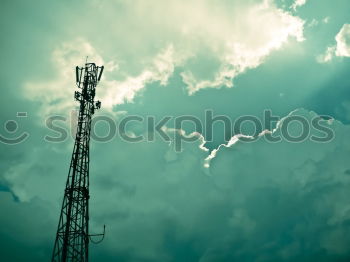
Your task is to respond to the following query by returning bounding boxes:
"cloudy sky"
[1,0,350,261]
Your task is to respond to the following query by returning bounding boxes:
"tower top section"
[76,63,104,86]
[74,63,104,114]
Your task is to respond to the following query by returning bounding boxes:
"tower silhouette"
[52,62,104,262]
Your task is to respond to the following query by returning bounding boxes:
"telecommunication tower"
[52,62,105,262]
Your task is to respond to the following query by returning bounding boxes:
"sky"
[1,0,350,261]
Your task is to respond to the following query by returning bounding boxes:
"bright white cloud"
[335,24,350,57]
[179,0,305,93]
[291,0,307,11]
[25,39,183,115]
[24,0,305,111]
[100,44,185,108]
[318,24,350,63]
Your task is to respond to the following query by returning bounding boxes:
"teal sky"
[1,0,350,261]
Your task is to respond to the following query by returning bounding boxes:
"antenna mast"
[52,62,104,262]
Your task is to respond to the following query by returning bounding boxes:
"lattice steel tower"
[52,62,104,262]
